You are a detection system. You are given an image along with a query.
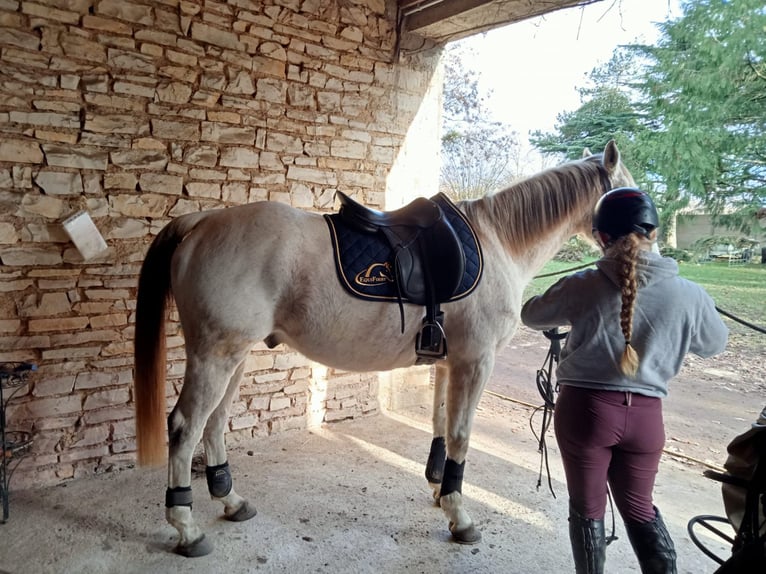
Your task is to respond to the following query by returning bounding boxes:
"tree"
[440,44,520,201]
[527,49,673,231]
[634,0,766,230]
[531,0,766,237]
[530,48,646,164]
[529,86,641,161]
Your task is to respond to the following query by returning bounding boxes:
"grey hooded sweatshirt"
[520,251,728,398]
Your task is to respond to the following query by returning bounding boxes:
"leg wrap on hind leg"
[206,461,233,498]
[166,486,193,508]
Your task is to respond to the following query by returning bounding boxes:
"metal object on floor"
[687,418,766,573]
[1,362,36,523]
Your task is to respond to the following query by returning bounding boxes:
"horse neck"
[520,222,581,281]
[462,161,604,280]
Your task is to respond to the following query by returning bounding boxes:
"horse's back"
[174,200,325,266]
[194,200,320,238]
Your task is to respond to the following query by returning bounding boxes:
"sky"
[457,0,682,144]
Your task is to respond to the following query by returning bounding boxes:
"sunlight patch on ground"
[702,368,739,382]
[383,407,546,475]
[319,428,554,532]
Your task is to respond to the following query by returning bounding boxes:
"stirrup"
[416,317,447,364]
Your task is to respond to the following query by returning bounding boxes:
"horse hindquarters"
[135,211,258,557]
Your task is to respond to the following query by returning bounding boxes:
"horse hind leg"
[165,347,251,557]
[165,408,213,556]
[202,359,257,523]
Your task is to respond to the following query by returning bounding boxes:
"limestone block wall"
[0,0,442,487]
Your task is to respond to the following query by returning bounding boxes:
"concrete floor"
[0,398,731,574]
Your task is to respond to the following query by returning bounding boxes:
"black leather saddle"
[338,194,443,232]
[336,191,466,362]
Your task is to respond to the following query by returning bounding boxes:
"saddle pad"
[324,193,483,302]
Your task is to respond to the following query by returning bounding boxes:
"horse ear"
[602,139,620,172]
[582,147,592,158]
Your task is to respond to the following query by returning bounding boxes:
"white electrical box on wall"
[61,210,108,260]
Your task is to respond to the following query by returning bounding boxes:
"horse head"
[583,139,636,189]
[576,140,636,238]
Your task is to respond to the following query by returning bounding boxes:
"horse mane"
[460,154,607,257]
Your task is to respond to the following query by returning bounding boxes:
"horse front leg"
[165,352,244,557]
[439,356,494,544]
[202,359,257,523]
[426,363,448,501]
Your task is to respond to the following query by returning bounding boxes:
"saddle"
[336,191,466,363]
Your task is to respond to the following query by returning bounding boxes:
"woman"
[521,188,728,574]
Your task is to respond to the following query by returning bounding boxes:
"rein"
[533,263,766,335]
[533,261,594,279]
[715,306,766,335]
[531,328,567,498]
[531,328,621,545]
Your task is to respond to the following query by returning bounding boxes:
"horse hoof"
[428,482,441,505]
[449,523,482,545]
[226,501,257,522]
[175,534,214,557]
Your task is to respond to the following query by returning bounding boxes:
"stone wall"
[0,0,442,487]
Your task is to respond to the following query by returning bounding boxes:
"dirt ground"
[492,326,766,474]
[0,325,761,574]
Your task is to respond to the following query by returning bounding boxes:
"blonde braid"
[614,234,641,376]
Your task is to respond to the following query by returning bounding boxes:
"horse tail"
[134,212,207,466]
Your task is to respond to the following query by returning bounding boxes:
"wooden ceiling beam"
[400,0,604,44]
[403,0,492,32]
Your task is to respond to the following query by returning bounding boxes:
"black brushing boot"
[625,507,677,574]
[569,504,606,574]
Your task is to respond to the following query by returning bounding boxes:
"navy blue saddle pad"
[324,193,483,302]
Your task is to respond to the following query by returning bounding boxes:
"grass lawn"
[524,259,765,356]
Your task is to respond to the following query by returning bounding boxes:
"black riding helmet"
[593,187,659,240]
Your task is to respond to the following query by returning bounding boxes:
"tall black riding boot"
[569,504,606,574]
[625,507,677,574]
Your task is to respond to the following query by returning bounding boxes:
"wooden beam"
[402,0,604,43]
[403,0,493,31]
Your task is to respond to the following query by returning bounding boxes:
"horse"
[134,140,634,557]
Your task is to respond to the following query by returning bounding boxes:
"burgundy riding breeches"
[554,385,665,524]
